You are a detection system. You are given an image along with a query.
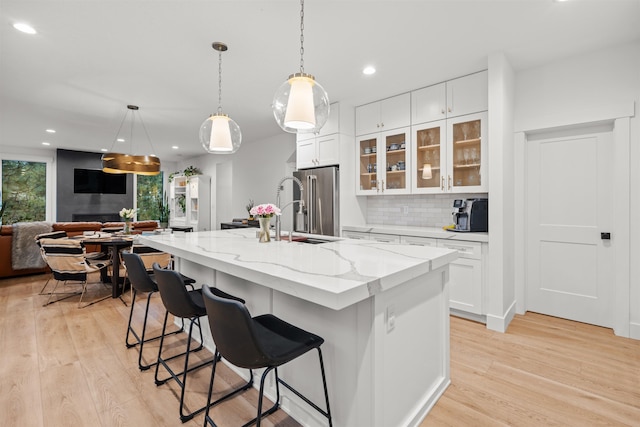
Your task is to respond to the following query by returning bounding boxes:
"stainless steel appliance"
[293,166,340,237]
[450,198,488,232]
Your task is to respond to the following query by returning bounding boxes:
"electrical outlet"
[403,205,409,215]
[387,305,396,332]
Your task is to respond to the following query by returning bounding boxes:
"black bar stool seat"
[152,265,251,423]
[202,285,333,427]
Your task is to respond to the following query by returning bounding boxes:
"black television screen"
[74,168,127,194]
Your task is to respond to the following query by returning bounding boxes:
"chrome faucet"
[275,176,304,241]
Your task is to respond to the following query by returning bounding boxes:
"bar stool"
[152,265,251,423]
[201,285,333,427]
[122,252,193,370]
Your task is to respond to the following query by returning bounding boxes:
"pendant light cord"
[106,107,157,156]
[299,0,305,73]
[218,48,223,115]
[106,110,129,152]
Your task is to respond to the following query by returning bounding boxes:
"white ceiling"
[1,0,639,160]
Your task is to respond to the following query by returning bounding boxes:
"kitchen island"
[139,229,458,427]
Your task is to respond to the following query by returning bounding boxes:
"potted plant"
[183,165,202,182]
[157,191,170,228]
[246,199,254,220]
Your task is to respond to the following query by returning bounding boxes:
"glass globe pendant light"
[200,42,242,154]
[272,0,329,134]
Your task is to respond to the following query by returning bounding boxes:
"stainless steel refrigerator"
[293,166,340,237]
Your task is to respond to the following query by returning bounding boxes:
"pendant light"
[272,0,329,134]
[422,164,433,180]
[102,105,161,175]
[200,42,242,154]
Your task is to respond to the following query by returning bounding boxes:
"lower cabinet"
[342,230,486,320]
[402,236,485,317]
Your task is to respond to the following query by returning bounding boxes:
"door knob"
[601,232,611,240]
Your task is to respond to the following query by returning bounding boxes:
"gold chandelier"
[101,105,160,175]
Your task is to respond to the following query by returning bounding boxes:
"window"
[136,173,164,221]
[1,159,50,225]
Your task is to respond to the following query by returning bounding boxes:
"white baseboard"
[486,300,517,333]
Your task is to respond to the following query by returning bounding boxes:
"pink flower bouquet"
[249,203,281,218]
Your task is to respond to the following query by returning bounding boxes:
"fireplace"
[72,213,121,222]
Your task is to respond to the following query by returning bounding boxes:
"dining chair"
[38,238,113,308]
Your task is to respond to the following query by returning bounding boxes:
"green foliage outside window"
[1,160,46,225]
[136,173,164,221]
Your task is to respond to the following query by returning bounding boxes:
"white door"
[526,124,614,328]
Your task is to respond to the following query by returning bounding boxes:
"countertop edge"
[342,224,489,243]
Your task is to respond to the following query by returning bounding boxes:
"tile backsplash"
[366,193,488,228]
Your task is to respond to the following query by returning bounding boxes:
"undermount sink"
[283,235,338,244]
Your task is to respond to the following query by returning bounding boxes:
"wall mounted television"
[74,168,127,194]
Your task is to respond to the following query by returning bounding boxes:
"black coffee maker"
[450,198,488,232]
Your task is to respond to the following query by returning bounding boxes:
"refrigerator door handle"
[307,175,317,234]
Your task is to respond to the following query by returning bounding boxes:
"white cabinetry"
[356,71,488,195]
[341,230,370,240]
[436,240,484,316]
[169,175,210,231]
[296,103,342,169]
[356,127,411,195]
[412,112,488,193]
[398,234,486,319]
[411,71,488,123]
[356,93,410,136]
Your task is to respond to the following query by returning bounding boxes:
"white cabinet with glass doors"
[356,127,411,195]
[412,112,487,194]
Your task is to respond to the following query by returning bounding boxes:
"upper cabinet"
[297,103,342,169]
[355,93,410,136]
[412,112,488,194]
[356,70,488,195]
[412,70,488,124]
[356,127,411,195]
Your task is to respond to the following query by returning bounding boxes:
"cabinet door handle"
[376,123,380,128]
[441,108,445,115]
[441,176,445,190]
[448,175,452,190]
[448,107,452,113]
[381,179,385,192]
[381,122,384,128]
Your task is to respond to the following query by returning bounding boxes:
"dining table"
[72,234,134,299]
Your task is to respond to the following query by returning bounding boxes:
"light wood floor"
[1,273,639,427]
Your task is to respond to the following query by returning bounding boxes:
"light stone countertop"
[342,224,489,243]
[138,229,458,311]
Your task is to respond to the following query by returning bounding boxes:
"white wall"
[514,40,640,338]
[179,133,296,230]
[487,52,516,332]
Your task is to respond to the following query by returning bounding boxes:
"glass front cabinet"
[412,111,487,194]
[357,127,411,195]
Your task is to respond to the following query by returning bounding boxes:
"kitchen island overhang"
[139,229,458,427]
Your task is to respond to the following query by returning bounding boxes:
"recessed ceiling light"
[13,23,37,34]
[172,146,179,149]
[45,129,56,133]
[363,66,376,75]
[42,142,50,146]
[117,138,125,142]
[101,148,108,152]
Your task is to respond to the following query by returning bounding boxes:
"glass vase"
[123,220,131,235]
[258,217,271,243]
